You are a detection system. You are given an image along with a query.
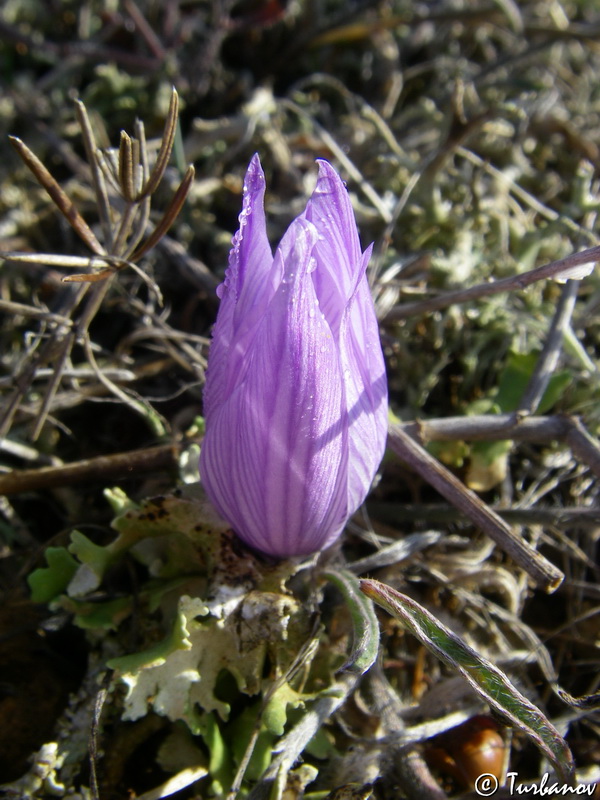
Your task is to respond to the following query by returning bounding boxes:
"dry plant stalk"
[387,423,564,592]
[0,444,180,495]
[1,89,194,441]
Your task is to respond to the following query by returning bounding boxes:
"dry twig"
[383,246,600,323]
[0,444,180,495]
[0,89,194,441]
[387,423,565,592]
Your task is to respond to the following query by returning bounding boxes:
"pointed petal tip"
[315,158,343,181]
[248,152,263,171]
[243,153,266,195]
[312,160,351,205]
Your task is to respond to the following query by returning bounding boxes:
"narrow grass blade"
[9,136,104,256]
[62,269,114,283]
[118,131,136,202]
[129,164,195,261]
[360,579,575,785]
[142,88,179,198]
[126,119,152,251]
[75,99,113,249]
[325,569,380,674]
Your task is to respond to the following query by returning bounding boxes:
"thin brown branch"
[123,0,168,61]
[9,136,105,256]
[367,503,600,529]
[2,96,194,441]
[0,299,73,326]
[26,278,113,439]
[31,333,76,441]
[383,245,600,322]
[81,332,167,436]
[399,413,600,479]
[387,423,565,592]
[564,417,600,478]
[61,269,114,283]
[1,279,88,438]
[0,444,180,495]
[4,253,121,270]
[0,295,84,438]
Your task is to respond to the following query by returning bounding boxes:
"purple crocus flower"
[200,155,388,558]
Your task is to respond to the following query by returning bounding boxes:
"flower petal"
[340,252,389,512]
[303,160,363,333]
[201,156,388,559]
[204,155,279,416]
[201,217,350,556]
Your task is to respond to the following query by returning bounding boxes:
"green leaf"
[495,351,571,414]
[69,530,113,583]
[28,547,79,603]
[229,703,275,781]
[110,586,305,730]
[199,713,232,795]
[324,569,380,675]
[104,487,138,515]
[263,682,306,736]
[108,594,207,673]
[360,579,575,786]
[63,596,132,630]
[66,489,233,594]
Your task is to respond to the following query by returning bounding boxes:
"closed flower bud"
[200,155,388,557]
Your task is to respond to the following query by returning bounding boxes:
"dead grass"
[0,1,598,798]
